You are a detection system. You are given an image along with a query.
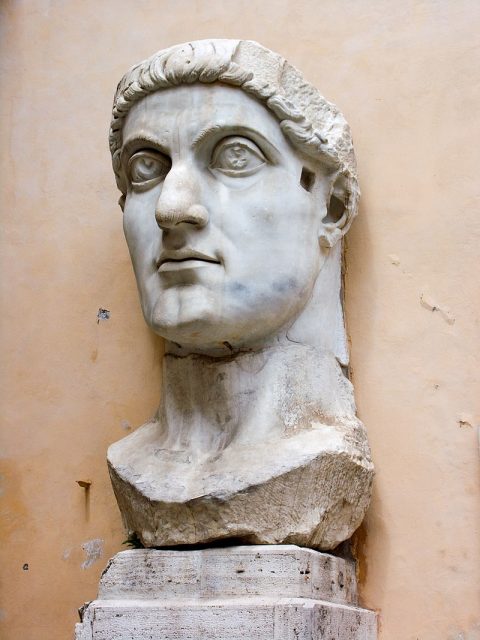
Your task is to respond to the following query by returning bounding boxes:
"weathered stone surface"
[106,39,373,550]
[108,347,372,549]
[77,599,376,640]
[75,547,377,639]
[97,547,358,604]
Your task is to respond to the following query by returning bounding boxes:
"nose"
[155,164,208,229]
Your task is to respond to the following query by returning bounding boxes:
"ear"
[318,172,358,248]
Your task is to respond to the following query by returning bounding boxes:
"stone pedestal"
[75,546,376,639]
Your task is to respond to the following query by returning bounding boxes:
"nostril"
[186,204,208,226]
[155,208,178,228]
[155,203,208,229]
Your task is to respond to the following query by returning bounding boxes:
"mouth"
[157,249,221,273]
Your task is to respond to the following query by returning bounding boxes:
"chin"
[148,310,264,354]
[148,301,220,346]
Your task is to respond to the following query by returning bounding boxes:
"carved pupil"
[128,151,172,185]
[213,137,265,174]
[133,156,161,181]
[224,145,249,169]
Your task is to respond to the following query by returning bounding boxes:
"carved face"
[121,84,330,354]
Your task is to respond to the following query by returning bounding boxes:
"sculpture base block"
[75,546,376,640]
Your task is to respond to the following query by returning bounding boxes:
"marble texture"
[107,39,373,550]
[109,346,372,549]
[75,546,377,639]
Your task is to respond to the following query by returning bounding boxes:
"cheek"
[241,189,316,245]
[254,171,313,223]
[123,191,161,256]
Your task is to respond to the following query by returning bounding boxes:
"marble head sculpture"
[107,39,373,550]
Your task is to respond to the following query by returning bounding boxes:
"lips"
[157,249,221,273]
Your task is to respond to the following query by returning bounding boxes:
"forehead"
[122,84,292,153]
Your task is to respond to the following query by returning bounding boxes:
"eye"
[210,136,266,176]
[128,150,171,189]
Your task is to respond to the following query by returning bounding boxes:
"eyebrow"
[121,134,168,159]
[121,125,282,160]
[191,123,281,159]
[191,124,224,148]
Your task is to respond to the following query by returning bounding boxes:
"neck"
[156,342,355,460]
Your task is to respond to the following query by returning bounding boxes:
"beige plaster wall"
[1,1,479,638]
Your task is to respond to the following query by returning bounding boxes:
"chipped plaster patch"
[458,413,474,429]
[420,293,455,325]
[97,308,110,322]
[388,253,412,276]
[81,538,104,569]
